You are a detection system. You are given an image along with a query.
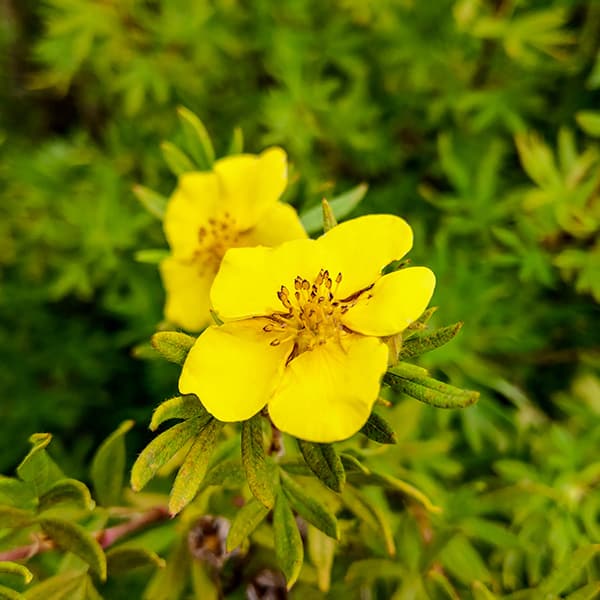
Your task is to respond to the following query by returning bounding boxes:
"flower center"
[265,269,360,357]
[192,212,240,274]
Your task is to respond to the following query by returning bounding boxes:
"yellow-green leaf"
[132,185,167,220]
[0,506,33,529]
[16,434,63,497]
[106,547,166,574]
[399,322,463,359]
[160,141,195,176]
[38,479,94,513]
[307,524,335,592]
[151,332,196,365]
[273,490,303,590]
[0,562,33,584]
[226,497,270,552]
[359,412,397,444]
[23,572,86,600]
[177,106,215,170]
[150,395,207,432]
[297,440,345,493]
[241,415,275,509]
[0,584,25,600]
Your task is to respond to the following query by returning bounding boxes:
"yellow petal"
[268,336,388,442]
[239,202,308,247]
[342,267,436,336]
[164,172,220,259]
[160,257,214,332]
[210,239,324,320]
[317,214,413,298]
[179,320,293,422]
[214,147,288,230]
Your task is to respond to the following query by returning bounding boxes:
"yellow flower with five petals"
[160,148,307,331]
[179,215,436,443]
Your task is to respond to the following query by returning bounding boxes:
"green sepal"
[38,478,94,513]
[226,497,270,552]
[359,412,397,444]
[22,572,86,600]
[37,517,107,581]
[228,126,244,155]
[273,489,303,590]
[297,440,345,493]
[241,415,276,509]
[0,584,25,600]
[280,470,339,540]
[0,506,33,529]
[321,198,337,233]
[0,562,33,584]
[132,185,167,220]
[176,106,215,170]
[106,547,166,574]
[160,141,195,176]
[131,416,210,492]
[385,365,479,409]
[134,249,170,264]
[16,434,63,497]
[399,322,463,359]
[91,420,134,507]
[150,395,207,432]
[150,331,196,365]
[300,183,368,234]
[169,418,224,515]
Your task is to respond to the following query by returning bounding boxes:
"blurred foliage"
[1,0,600,597]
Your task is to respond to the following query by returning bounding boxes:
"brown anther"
[270,339,281,346]
[263,324,273,332]
[325,278,332,289]
[336,272,342,283]
[302,280,310,290]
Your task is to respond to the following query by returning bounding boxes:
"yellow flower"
[160,147,307,331]
[179,215,436,443]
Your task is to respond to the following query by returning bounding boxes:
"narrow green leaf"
[307,524,336,592]
[16,434,63,496]
[23,572,86,600]
[242,415,275,509]
[228,127,244,155]
[426,570,461,600]
[0,477,33,508]
[297,440,345,493]
[369,472,441,513]
[160,141,195,176]
[360,412,397,444]
[226,497,270,552]
[191,562,219,600]
[345,558,399,583]
[300,183,368,234]
[0,584,25,600]
[38,517,107,581]
[440,535,490,586]
[151,332,196,365]
[83,577,103,600]
[340,485,380,532]
[0,562,33,584]
[399,323,463,359]
[280,471,338,540]
[199,459,246,490]
[38,479,94,513]
[91,420,134,507]
[132,185,167,220]
[384,368,479,409]
[177,106,215,169]
[321,198,337,232]
[150,395,207,432]
[339,453,370,474]
[0,506,34,529]
[273,490,303,589]
[106,547,166,574]
[169,418,224,515]
[576,111,600,137]
[131,416,208,492]
[361,488,396,557]
[565,583,600,600]
[538,544,600,595]
[134,249,170,264]
[472,581,499,600]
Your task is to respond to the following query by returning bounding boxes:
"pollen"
[266,269,360,355]
[191,212,240,274]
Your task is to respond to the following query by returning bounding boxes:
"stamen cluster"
[193,212,240,274]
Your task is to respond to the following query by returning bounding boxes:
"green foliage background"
[1,0,600,597]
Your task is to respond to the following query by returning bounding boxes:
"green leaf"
[565,583,600,600]
[307,524,336,592]
[0,562,33,584]
[132,185,167,220]
[150,395,207,432]
[199,459,246,490]
[160,141,195,176]
[131,416,209,492]
[426,570,461,600]
[226,497,270,552]
[169,418,224,515]
[576,111,600,137]
[359,412,397,444]
[368,471,441,514]
[106,547,166,574]
[23,572,86,600]
[300,183,368,234]
[399,323,463,359]
[273,490,303,589]
[340,485,380,532]
[0,506,34,529]
[16,434,63,496]
[280,471,339,540]
[439,535,490,586]
[151,332,196,365]
[191,562,219,600]
[0,584,25,600]
[177,106,215,170]
[91,420,134,507]
[134,249,170,264]
[38,517,107,581]
[0,477,33,508]
[321,198,338,232]
[38,478,94,513]
[241,415,276,509]
[339,453,370,474]
[472,581,499,600]
[538,544,600,595]
[228,127,244,155]
[385,367,479,409]
[297,440,345,493]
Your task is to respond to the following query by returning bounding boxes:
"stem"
[0,505,170,563]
